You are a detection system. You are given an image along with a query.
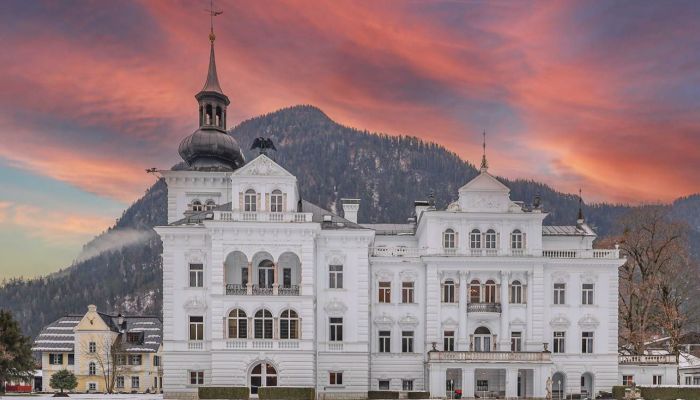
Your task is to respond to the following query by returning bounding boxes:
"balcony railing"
[225,284,300,296]
[371,246,424,257]
[225,339,301,350]
[215,211,312,223]
[619,355,677,364]
[467,303,502,313]
[543,249,619,259]
[188,341,204,351]
[371,246,620,259]
[429,351,551,362]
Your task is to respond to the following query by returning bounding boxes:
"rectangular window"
[129,355,142,366]
[443,331,455,351]
[153,355,160,367]
[329,265,343,289]
[553,331,566,353]
[329,317,343,342]
[241,267,248,286]
[653,375,662,385]
[379,380,391,390]
[131,376,140,388]
[622,375,634,386]
[402,282,414,303]
[270,193,283,213]
[553,283,566,305]
[116,376,124,389]
[67,353,74,365]
[89,341,96,353]
[127,332,142,344]
[685,377,691,385]
[402,331,414,353]
[581,331,594,354]
[88,383,97,392]
[49,353,63,365]
[693,377,700,385]
[189,263,204,287]
[379,281,391,303]
[190,371,204,385]
[510,283,524,304]
[330,372,343,386]
[189,316,204,341]
[511,332,522,352]
[379,330,391,353]
[582,283,594,305]
[403,380,414,391]
[244,192,256,212]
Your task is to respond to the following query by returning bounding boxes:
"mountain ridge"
[1,104,698,338]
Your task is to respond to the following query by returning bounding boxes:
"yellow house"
[32,304,163,393]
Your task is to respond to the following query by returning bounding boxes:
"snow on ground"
[1,395,163,399]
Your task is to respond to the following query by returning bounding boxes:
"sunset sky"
[1,0,699,279]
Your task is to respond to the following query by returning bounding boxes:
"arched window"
[254,309,273,339]
[279,309,300,340]
[470,279,481,303]
[443,229,456,249]
[470,229,482,249]
[191,200,203,212]
[484,279,497,303]
[485,229,497,249]
[244,189,257,212]
[511,230,523,249]
[205,104,213,125]
[89,361,96,375]
[442,279,456,303]
[474,326,491,352]
[250,362,277,395]
[216,106,222,128]
[270,190,283,213]
[510,280,523,304]
[228,309,247,339]
[205,199,216,211]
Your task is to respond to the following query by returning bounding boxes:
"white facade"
[155,153,625,399]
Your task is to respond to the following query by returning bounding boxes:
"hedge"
[407,391,431,399]
[612,386,700,400]
[198,386,250,399]
[258,387,315,400]
[368,390,400,399]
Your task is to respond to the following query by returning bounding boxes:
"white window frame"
[582,283,594,305]
[443,330,455,351]
[189,316,204,341]
[329,317,343,342]
[510,280,524,304]
[131,376,140,388]
[88,341,96,353]
[402,331,414,353]
[485,229,497,249]
[402,379,414,391]
[116,376,125,389]
[329,265,343,289]
[189,370,204,385]
[553,283,566,305]
[378,281,391,303]
[189,263,204,288]
[470,229,482,249]
[443,229,456,249]
[511,229,523,249]
[553,331,566,353]
[329,371,343,386]
[511,332,522,352]
[442,280,456,303]
[244,189,257,212]
[582,331,594,354]
[270,190,283,213]
[378,330,391,353]
[402,281,414,303]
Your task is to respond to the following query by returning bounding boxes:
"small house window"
[205,199,216,211]
[270,190,283,212]
[442,279,456,303]
[191,200,203,212]
[511,230,523,249]
[470,229,482,248]
[443,229,456,249]
[485,229,497,249]
[244,189,257,212]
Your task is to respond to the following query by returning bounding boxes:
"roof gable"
[74,306,112,332]
[459,171,510,193]
[232,154,294,178]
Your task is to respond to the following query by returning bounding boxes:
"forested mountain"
[1,105,698,338]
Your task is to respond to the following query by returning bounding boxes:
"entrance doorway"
[581,373,594,398]
[250,362,277,395]
[552,372,566,400]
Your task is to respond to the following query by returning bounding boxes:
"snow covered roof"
[542,225,595,237]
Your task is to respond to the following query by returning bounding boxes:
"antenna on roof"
[480,130,489,172]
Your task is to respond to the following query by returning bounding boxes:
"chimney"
[117,313,124,327]
[414,200,430,221]
[340,198,360,224]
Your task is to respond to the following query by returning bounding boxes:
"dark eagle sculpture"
[250,137,277,155]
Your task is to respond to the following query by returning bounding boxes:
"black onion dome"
[178,129,245,171]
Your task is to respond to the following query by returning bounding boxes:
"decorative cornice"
[324,299,347,317]
[549,314,571,329]
[578,314,600,329]
[398,314,419,328]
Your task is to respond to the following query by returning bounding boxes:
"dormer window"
[270,190,283,213]
[511,230,523,249]
[127,332,143,344]
[244,189,257,212]
[191,200,203,212]
[443,229,456,249]
[485,229,497,249]
[470,229,482,249]
[205,199,216,211]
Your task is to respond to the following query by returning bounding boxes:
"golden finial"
[207,0,222,44]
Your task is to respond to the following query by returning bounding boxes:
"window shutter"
[283,193,287,212]
[256,193,261,211]
[239,192,244,211]
[265,193,270,211]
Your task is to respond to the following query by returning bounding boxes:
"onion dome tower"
[178,27,245,171]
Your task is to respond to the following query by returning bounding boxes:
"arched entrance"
[581,372,594,398]
[250,362,277,394]
[552,372,566,400]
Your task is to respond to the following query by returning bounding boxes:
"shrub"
[407,391,431,399]
[258,387,315,400]
[198,386,250,399]
[368,390,400,399]
[612,386,700,400]
[49,370,77,394]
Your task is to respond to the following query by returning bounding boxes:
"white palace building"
[154,29,628,399]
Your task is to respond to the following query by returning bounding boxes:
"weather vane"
[206,0,223,43]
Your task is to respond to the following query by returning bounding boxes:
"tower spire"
[577,188,585,223]
[480,130,489,172]
[202,0,224,94]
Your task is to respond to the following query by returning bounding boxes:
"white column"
[506,368,519,399]
[500,270,510,350]
[247,262,253,295]
[458,271,469,350]
[273,262,279,295]
[463,367,475,398]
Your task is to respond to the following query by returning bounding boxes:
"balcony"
[428,351,551,363]
[371,246,424,257]
[619,355,677,364]
[225,284,300,296]
[225,339,301,350]
[543,249,619,259]
[467,303,502,313]
[371,246,620,259]
[215,211,312,223]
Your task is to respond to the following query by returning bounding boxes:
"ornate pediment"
[232,154,294,177]
[578,314,600,329]
[442,317,458,328]
[183,296,207,313]
[375,269,393,281]
[398,314,419,328]
[549,314,570,329]
[373,313,395,329]
[457,172,513,213]
[510,318,527,327]
[580,273,598,284]
[551,271,570,284]
[185,250,206,264]
[324,299,347,317]
[399,269,418,282]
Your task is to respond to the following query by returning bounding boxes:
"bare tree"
[81,334,131,394]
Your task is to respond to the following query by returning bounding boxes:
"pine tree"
[0,309,35,392]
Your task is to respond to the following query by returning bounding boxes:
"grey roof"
[362,223,415,235]
[31,314,162,353]
[542,225,595,236]
[201,42,224,94]
[169,202,232,226]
